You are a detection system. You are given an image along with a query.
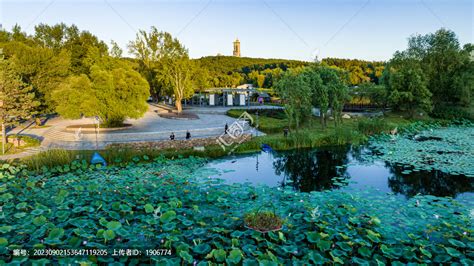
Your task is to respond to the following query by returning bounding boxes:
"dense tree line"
[381,29,473,117]
[194,56,385,89]
[0,23,149,127]
[0,23,471,132]
[194,56,309,88]
[321,58,385,85]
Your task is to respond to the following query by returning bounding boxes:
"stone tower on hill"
[233,38,241,57]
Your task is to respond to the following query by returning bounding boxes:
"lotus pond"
[207,146,473,201]
[0,124,473,265]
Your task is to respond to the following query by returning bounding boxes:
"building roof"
[203,88,257,93]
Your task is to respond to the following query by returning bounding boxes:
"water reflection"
[387,164,473,198]
[273,146,350,192]
[207,147,473,199]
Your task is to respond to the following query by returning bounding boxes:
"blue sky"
[0,0,472,61]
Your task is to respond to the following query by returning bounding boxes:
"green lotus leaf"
[160,211,177,223]
[47,228,64,240]
[0,237,8,248]
[0,226,12,233]
[358,246,372,257]
[447,239,466,248]
[1,193,14,201]
[352,257,369,266]
[106,221,122,231]
[419,247,432,258]
[192,243,211,255]
[178,251,193,263]
[434,254,451,263]
[227,249,243,264]
[33,216,47,226]
[444,247,461,257]
[15,202,27,209]
[317,240,331,251]
[213,249,226,262]
[103,229,116,241]
[162,222,176,231]
[306,232,320,243]
[144,204,154,213]
[31,209,44,216]
[242,258,258,266]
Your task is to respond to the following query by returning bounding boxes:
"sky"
[0,0,472,61]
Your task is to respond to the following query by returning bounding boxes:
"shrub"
[430,106,474,121]
[319,128,366,146]
[357,118,392,135]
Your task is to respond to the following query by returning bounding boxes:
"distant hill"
[194,56,310,74]
[193,56,385,88]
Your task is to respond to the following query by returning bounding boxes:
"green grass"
[22,146,229,172]
[0,135,41,155]
[227,109,288,134]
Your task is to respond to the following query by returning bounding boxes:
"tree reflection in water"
[273,146,350,192]
[387,164,473,198]
[271,146,473,198]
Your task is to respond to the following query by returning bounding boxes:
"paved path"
[0,104,267,160]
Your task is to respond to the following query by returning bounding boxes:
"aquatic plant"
[244,210,284,233]
[366,124,474,177]
[0,157,472,264]
[357,118,392,135]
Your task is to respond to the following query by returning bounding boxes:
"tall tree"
[158,56,196,113]
[397,29,472,109]
[303,67,326,127]
[303,66,348,127]
[33,23,108,74]
[1,42,70,111]
[275,70,313,130]
[0,58,39,154]
[128,27,187,98]
[383,58,432,117]
[109,40,123,58]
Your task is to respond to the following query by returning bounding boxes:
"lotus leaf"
[0,153,471,264]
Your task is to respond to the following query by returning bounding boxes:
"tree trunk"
[320,113,325,129]
[2,123,5,155]
[175,100,182,114]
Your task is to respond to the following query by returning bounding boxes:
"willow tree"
[0,59,39,154]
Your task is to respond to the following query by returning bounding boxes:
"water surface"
[207,147,473,200]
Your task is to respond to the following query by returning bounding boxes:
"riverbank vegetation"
[20,111,422,171]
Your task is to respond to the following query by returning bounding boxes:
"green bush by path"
[0,159,472,264]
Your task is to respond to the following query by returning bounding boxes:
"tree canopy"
[383,28,473,116]
[0,57,39,152]
[53,59,149,127]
